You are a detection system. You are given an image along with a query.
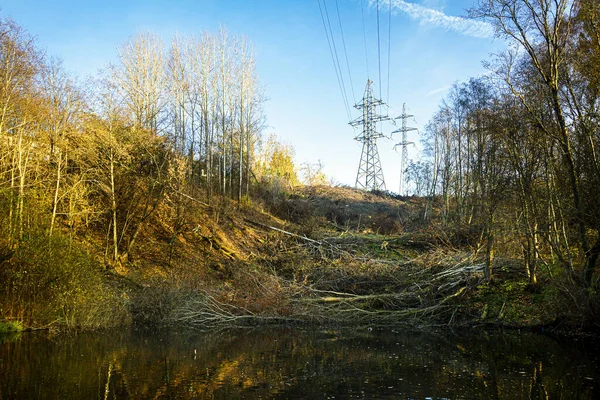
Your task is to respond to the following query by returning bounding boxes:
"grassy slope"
[2,185,596,331]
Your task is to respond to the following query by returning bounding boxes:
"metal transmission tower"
[350,80,391,191]
[393,103,417,195]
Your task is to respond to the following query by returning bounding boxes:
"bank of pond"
[1,326,599,399]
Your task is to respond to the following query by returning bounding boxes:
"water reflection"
[0,326,598,399]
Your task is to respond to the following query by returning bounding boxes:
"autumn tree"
[470,0,600,285]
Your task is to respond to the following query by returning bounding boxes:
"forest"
[1,0,600,333]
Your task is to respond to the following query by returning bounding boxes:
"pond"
[1,326,599,399]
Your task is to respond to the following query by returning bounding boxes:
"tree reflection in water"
[0,327,598,399]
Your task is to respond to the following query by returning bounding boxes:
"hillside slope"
[2,186,596,332]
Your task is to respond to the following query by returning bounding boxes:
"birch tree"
[111,32,167,133]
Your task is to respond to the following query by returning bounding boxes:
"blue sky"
[1,0,504,191]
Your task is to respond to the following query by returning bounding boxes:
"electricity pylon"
[393,103,417,196]
[350,80,391,191]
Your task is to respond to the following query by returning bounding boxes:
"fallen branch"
[303,292,399,303]
[175,190,211,208]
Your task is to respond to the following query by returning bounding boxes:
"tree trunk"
[49,152,63,237]
[110,147,118,265]
[583,232,600,287]
[484,213,495,281]
[528,224,538,286]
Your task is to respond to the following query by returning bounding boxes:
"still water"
[1,326,599,399]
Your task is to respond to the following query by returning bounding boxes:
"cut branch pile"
[289,254,484,326]
[241,220,487,325]
[169,290,293,329]
[171,218,486,327]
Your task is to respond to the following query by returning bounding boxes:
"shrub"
[0,320,23,333]
[0,231,129,330]
[370,214,402,235]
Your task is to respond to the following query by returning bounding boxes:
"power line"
[376,0,382,99]
[323,0,352,119]
[360,0,369,79]
[387,0,392,104]
[317,0,352,121]
[335,0,356,103]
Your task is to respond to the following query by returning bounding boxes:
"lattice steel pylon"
[350,80,391,191]
[393,103,417,195]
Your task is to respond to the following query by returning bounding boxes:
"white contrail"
[426,85,451,96]
[370,0,494,39]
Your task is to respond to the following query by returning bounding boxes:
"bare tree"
[111,32,167,133]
